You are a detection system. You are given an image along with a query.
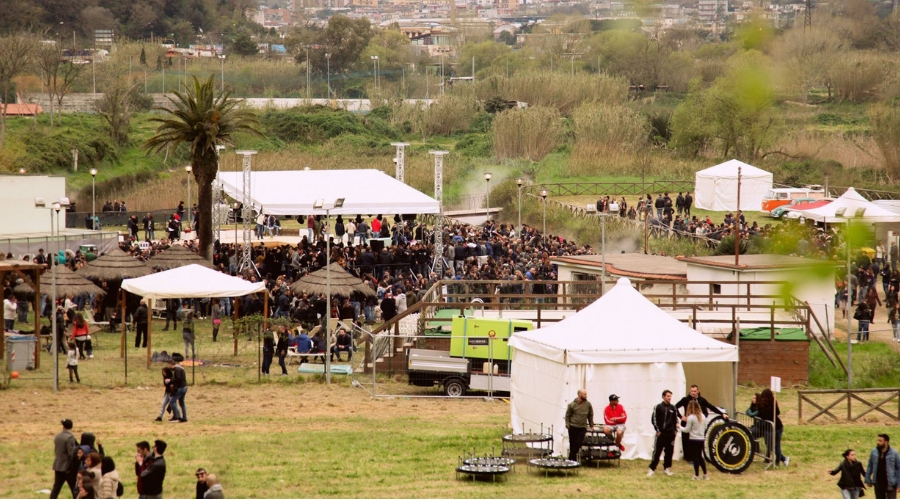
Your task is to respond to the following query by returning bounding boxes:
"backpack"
[116,481,124,497]
[335,221,345,236]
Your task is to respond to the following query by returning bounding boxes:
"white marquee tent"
[694,159,773,212]
[795,187,900,224]
[217,169,440,216]
[121,264,267,367]
[508,278,738,460]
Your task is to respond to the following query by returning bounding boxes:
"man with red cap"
[603,394,627,451]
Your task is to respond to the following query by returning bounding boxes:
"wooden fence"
[798,388,900,423]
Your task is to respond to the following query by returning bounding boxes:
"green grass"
[810,340,900,389]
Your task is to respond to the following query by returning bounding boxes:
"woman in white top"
[680,400,709,480]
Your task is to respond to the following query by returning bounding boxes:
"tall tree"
[145,75,262,259]
[0,33,37,150]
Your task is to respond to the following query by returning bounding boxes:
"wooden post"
[120,289,126,358]
[233,296,239,356]
[33,268,41,369]
[146,298,153,371]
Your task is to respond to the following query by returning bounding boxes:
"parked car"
[769,197,824,219]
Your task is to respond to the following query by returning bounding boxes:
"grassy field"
[1,314,898,498]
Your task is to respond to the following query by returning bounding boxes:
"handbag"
[213,318,222,326]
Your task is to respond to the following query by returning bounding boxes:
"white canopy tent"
[121,264,267,367]
[795,187,900,223]
[508,278,738,461]
[217,169,440,216]
[121,264,266,299]
[694,159,773,212]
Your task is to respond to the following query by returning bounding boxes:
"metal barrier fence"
[735,411,777,469]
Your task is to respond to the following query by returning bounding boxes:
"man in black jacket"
[138,439,167,499]
[675,384,728,464]
[648,390,677,477]
[134,300,149,348]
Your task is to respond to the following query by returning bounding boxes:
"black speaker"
[371,239,385,252]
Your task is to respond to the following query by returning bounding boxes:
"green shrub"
[15,127,116,173]
[259,106,400,144]
[455,133,492,157]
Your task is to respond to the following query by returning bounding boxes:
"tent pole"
[120,289,126,358]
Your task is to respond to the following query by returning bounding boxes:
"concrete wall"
[0,175,67,236]
[685,265,835,335]
[23,93,435,114]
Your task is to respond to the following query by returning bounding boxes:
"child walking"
[67,341,80,383]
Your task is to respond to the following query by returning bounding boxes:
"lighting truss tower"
[212,145,226,243]
[391,142,410,183]
[804,0,812,28]
[236,150,257,274]
[430,150,449,278]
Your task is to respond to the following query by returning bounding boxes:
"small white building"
[677,254,836,336]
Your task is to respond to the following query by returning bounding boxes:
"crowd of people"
[51,419,223,499]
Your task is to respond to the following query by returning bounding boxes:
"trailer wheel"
[444,378,466,397]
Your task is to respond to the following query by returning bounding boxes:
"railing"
[65,208,178,229]
[798,388,900,423]
[525,180,694,198]
[735,412,777,468]
[830,186,900,201]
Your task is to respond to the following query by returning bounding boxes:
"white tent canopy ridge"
[120,264,266,299]
[509,277,738,462]
[217,169,440,217]
[694,159,773,212]
[795,187,900,224]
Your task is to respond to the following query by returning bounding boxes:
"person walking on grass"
[51,419,79,499]
[182,312,196,360]
[830,449,866,499]
[648,390,677,477]
[154,366,177,422]
[67,342,80,383]
[681,400,709,480]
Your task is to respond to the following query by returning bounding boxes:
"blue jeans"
[175,386,188,420]
[893,320,900,341]
[157,392,174,419]
[262,350,273,374]
[841,487,861,499]
[4,319,13,331]
[256,224,265,239]
[775,427,785,464]
[364,306,374,323]
[858,320,870,341]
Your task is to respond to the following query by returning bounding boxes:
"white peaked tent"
[508,278,738,461]
[218,169,440,216]
[694,159,773,211]
[121,264,266,299]
[795,187,900,223]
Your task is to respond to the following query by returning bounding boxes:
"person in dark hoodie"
[138,439,167,499]
[78,433,103,470]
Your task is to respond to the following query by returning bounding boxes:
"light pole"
[35,196,70,394]
[326,53,331,99]
[185,165,193,232]
[219,55,226,92]
[484,173,492,225]
[305,46,310,100]
[314,197,345,385]
[516,178,524,238]
[540,189,548,238]
[90,168,97,230]
[370,55,379,89]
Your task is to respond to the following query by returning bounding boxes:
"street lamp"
[540,189,548,238]
[516,178,524,238]
[370,55,379,89]
[313,197,345,385]
[18,168,26,174]
[35,196,70,394]
[325,53,331,99]
[90,168,98,230]
[484,172,492,225]
[218,54,226,92]
[185,165,193,231]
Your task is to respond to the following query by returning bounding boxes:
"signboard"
[94,29,114,47]
[467,338,489,346]
[771,376,782,393]
[704,416,754,474]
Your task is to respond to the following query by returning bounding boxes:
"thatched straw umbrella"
[76,248,153,281]
[149,244,215,270]
[13,265,106,299]
[291,262,375,298]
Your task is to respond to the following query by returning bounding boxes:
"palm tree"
[145,75,261,260]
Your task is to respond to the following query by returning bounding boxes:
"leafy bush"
[455,133,492,157]
[15,127,116,173]
[474,73,628,116]
[259,106,400,144]
[469,112,494,133]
